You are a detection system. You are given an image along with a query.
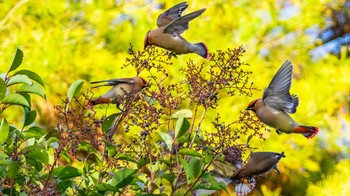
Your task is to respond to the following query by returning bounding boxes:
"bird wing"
[163,8,206,35]
[262,60,299,114]
[91,78,135,88]
[157,2,188,27]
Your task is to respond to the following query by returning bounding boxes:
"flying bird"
[88,76,149,110]
[144,2,209,59]
[246,60,318,139]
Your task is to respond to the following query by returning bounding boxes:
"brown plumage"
[88,76,149,110]
[246,60,318,139]
[231,152,285,180]
[144,2,209,59]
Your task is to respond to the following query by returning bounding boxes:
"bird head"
[144,30,151,49]
[246,99,259,112]
[140,77,151,89]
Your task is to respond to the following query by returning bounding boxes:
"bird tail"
[87,97,110,106]
[294,126,319,139]
[194,42,210,59]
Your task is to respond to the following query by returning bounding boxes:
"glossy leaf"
[180,158,194,185]
[112,168,137,188]
[17,83,46,99]
[23,108,37,127]
[102,113,120,133]
[107,145,117,158]
[23,126,46,139]
[178,148,202,157]
[0,119,9,144]
[189,157,203,178]
[6,161,20,178]
[67,80,84,102]
[22,146,49,164]
[1,93,30,108]
[7,74,32,86]
[158,132,173,151]
[57,166,82,180]
[57,180,73,193]
[8,48,23,73]
[195,172,228,192]
[171,109,192,119]
[0,78,6,100]
[175,117,190,139]
[15,69,45,87]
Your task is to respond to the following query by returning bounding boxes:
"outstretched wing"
[91,77,134,88]
[157,2,188,27]
[262,60,299,113]
[163,8,206,35]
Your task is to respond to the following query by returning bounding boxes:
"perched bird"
[88,76,149,110]
[144,2,209,59]
[231,152,285,196]
[246,60,318,139]
[231,152,285,181]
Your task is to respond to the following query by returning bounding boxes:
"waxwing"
[246,60,318,139]
[231,152,285,195]
[231,152,285,180]
[88,76,149,110]
[144,2,209,59]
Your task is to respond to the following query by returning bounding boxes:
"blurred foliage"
[1,0,350,195]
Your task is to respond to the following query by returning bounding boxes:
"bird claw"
[166,51,178,59]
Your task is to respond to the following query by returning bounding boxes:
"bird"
[88,76,149,110]
[144,2,209,59]
[246,60,319,139]
[231,151,285,181]
[231,152,285,196]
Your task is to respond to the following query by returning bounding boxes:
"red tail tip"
[306,127,319,139]
[87,101,94,107]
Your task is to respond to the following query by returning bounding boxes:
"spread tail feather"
[294,126,319,139]
[194,42,210,59]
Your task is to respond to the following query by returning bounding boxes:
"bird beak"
[245,106,253,111]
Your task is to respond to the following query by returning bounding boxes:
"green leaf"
[175,117,190,139]
[23,108,37,127]
[0,152,8,166]
[158,132,173,151]
[189,157,203,178]
[1,93,30,108]
[178,148,202,157]
[17,83,46,99]
[8,48,23,73]
[67,80,84,102]
[57,166,82,180]
[196,173,228,192]
[116,154,138,163]
[162,173,175,183]
[0,118,9,144]
[57,180,73,193]
[96,183,120,192]
[102,113,120,133]
[107,145,116,158]
[15,70,45,87]
[171,109,192,119]
[113,168,137,188]
[204,152,214,164]
[6,161,20,178]
[22,146,49,164]
[23,126,46,139]
[179,158,194,185]
[0,78,6,100]
[7,74,32,86]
